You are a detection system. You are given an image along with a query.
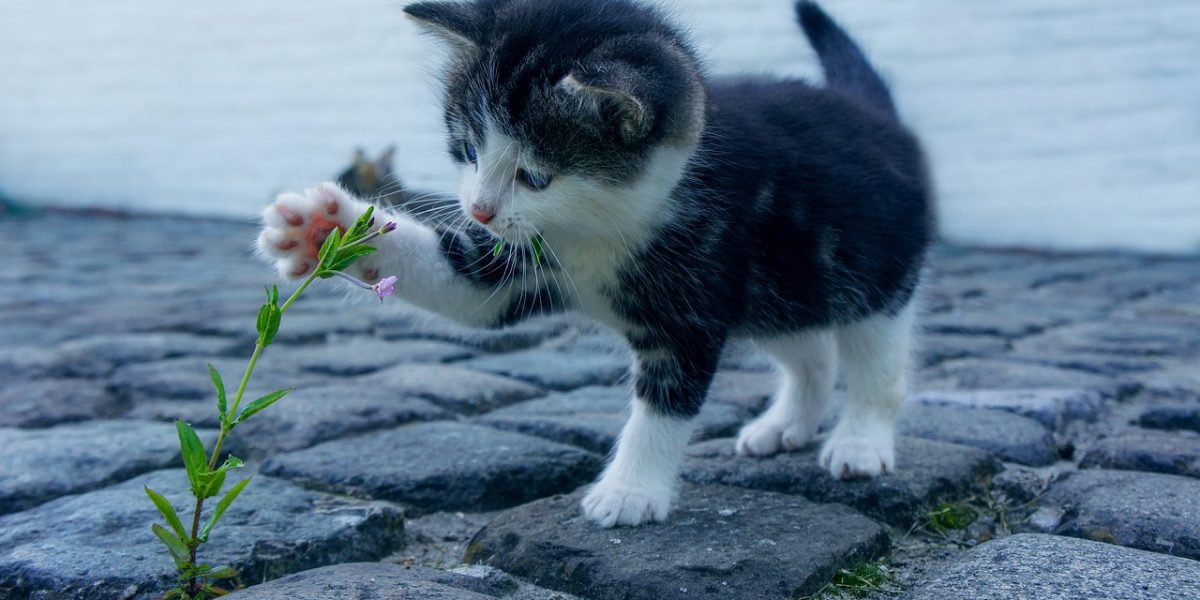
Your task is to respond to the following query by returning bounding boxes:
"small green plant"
[927,502,979,532]
[144,207,395,599]
[803,562,894,599]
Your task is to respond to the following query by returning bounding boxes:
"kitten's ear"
[559,64,653,144]
[376,145,396,171]
[352,147,369,167]
[403,2,481,49]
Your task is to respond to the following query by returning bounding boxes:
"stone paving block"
[0,470,405,600]
[360,363,544,414]
[914,388,1107,429]
[464,484,889,600]
[131,384,450,458]
[922,300,1075,339]
[0,345,63,381]
[376,312,572,353]
[477,386,751,454]
[707,370,777,412]
[0,379,123,428]
[918,333,1009,368]
[898,403,1057,466]
[1041,469,1200,559]
[1079,429,1200,479]
[0,420,213,515]
[921,359,1130,399]
[461,349,628,391]
[107,356,322,402]
[55,332,239,378]
[904,533,1200,600]
[1139,404,1200,433]
[191,312,375,345]
[683,436,998,525]
[270,337,475,377]
[226,563,498,599]
[262,422,602,514]
[1133,361,1200,403]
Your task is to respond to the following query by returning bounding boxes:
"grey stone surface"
[0,420,211,515]
[904,534,1200,600]
[0,346,63,381]
[913,388,1107,429]
[918,333,1009,367]
[898,403,1057,466]
[270,337,475,376]
[1139,404,1200,433]
[477,386,751,454]
[1042,469,1200,559]
[0,470,405,600]
[922,357,1133,397]
[0,379,123,427]
[465,484,889,600]
[683,436,999,525]
[226,563,498,599]
[1079,429,1200,479]
[262,422,602,514]
[55,332,238,378]
[360,364,544,414]
[376,312,572,353]
[107,356,321,402]
[461,349,628,391]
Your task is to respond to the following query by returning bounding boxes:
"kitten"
[257,0,932,527]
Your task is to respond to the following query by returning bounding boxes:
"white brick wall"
[1,0,1197,252]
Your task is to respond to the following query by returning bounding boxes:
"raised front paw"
[256,182,362,279]
[581,480,672,528]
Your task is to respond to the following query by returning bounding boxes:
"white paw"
[256,182,365,280]
[819,428,895,479]
[735,413,817,456]
[581,481,672,528]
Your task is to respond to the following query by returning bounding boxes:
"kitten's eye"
[463,142,477,163]
[517,168,552,191]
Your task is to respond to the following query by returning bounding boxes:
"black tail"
[796,1,897,118]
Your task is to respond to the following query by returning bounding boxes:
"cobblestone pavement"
[1,212,1199,599]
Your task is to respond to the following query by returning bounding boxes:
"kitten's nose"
[470,203,495,225]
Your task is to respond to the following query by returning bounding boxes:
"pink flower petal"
[372,276,397,301]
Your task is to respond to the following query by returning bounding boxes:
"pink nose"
[470,204,495,225]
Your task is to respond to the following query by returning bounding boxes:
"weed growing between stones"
[803,562,897,598]
[143,207,395,599]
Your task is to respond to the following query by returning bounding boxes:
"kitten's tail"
[795,1,897,119]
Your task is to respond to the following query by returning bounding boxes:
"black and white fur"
[257,0,932,527]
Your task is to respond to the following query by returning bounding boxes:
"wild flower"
[144,207,393,599]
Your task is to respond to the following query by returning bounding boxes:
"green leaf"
[317,227,342,271]
[201,469,226,499]
[176,420,208,496]
[327,244,377,273]
[256,302,281,347]
[233,388,291,425]
[152,523,190,567]
[345,205,375,243]
[531,234,544,263]
[145,486,188,540]
[492,240,505,257]
[207,565,238,580]
[269,284,279,306]
[216,455,245,473]
[207,363,227,423]
[201,478,250,541]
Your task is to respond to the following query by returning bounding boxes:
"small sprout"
[373,276,398,301]
[492,240,505,257]
[380,221,397,233]
[928,502,978,531]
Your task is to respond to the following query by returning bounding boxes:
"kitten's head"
[405,0,705,243]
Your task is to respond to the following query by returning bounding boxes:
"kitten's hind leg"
[736,330,837,456]
[821,303,916,479]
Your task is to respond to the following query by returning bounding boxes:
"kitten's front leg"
[582,341,721,527]
[257,182,552,327]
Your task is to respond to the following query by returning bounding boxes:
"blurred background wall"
[0,0,1196,252]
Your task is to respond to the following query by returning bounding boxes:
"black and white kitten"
[258,0,932,527]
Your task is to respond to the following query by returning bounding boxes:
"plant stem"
[183,268,320,596]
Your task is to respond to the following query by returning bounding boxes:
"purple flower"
[372,276,397,301]
[380,221,397,234]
